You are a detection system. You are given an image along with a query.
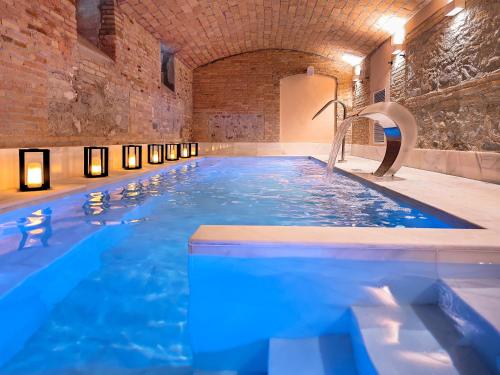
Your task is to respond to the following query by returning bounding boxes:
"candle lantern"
[190,142,199,157]
[122,145,142,170]
[19,148,50,191]
[180,143,190,158]
[84,146,108,178]
[166,143,180,161]
[148,144,164,164]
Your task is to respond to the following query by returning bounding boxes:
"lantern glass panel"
[166,144,179,161]
[180,143,190,158]
[84,147,108,178]
[19,149,50,191]
[190,143,198,157]
[123,145,142,170]
[148,144,164,164]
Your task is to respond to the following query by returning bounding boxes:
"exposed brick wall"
[0,0,192,148]
[192,50,352,142]
[391,0,500,152]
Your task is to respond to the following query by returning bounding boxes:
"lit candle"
[128,154,137,168]
[90,164,102,176]
[27,162,43,188]
[191,148,196,156]
[152,151,159,163]
[182,147,188,157]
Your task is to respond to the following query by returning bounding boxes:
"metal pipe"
[312,99,348,162]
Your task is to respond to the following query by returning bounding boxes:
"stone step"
[351,305,493,375]
[268,335,357,375]
[439,278,500,374]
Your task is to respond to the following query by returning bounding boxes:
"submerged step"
[351,305,493,375]
[268,335,357,375]
[439,278,500,374]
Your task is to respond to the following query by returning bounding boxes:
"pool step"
[268,335,357,375]
[351,305,493,375]
[439,278,500,373]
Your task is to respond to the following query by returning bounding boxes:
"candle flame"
[128,154,137,168]
[91,164,102,175]
[27,162,43,188]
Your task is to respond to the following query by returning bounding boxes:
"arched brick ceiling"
[118,0,431,69]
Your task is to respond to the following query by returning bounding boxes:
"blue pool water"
[0,157,472,374]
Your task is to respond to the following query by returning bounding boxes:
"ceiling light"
[445,0,465,16]
[342,53,363,66]
[376,15,407,34]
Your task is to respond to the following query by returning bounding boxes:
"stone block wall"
[392,0,500,152]
[0,0,192,148]
[351,0,499,152]
[192,50,352,142]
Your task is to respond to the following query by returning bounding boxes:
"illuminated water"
[0,157,472,374]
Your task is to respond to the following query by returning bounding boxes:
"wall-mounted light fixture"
[122,145,142,170]
[445,0,465,16]
[148,144,164,164]
[84,146,108,178]
[342,54,364,82]
[166,143,180,161]
[190,142,199,157]
[391,29,406,55]
[342,53,363,66]
[180,143,190,158]
[353,65,361,81]
[19,148,50,191]
[376,16,407,55]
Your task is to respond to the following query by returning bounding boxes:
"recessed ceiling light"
[342,53,363,66]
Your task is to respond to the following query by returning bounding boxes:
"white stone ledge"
[189,225,500,264]
[350,144,500,183]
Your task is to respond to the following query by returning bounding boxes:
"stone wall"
[351,0,500,152]
[192,50,352,142]
[351,57,371,145]
[392,0,500,152]
[0,0,192,148]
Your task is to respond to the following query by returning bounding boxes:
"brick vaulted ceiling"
[118,0,431,69]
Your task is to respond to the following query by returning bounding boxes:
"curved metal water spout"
[327,102,417,177]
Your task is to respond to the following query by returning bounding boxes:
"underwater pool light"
[19,148,50,191]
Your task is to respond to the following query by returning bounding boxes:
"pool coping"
[189,156,500,264]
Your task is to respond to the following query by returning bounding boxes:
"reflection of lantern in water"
[190,142,198,157]
[122,145,142,170]
[148,144,164,164]
[84,147,108,178]
[180,143,190,158]
[166,143,180,161]
[17,208,53,250]
[19,149,50,191]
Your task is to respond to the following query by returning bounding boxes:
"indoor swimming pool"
[0,157,483,374]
